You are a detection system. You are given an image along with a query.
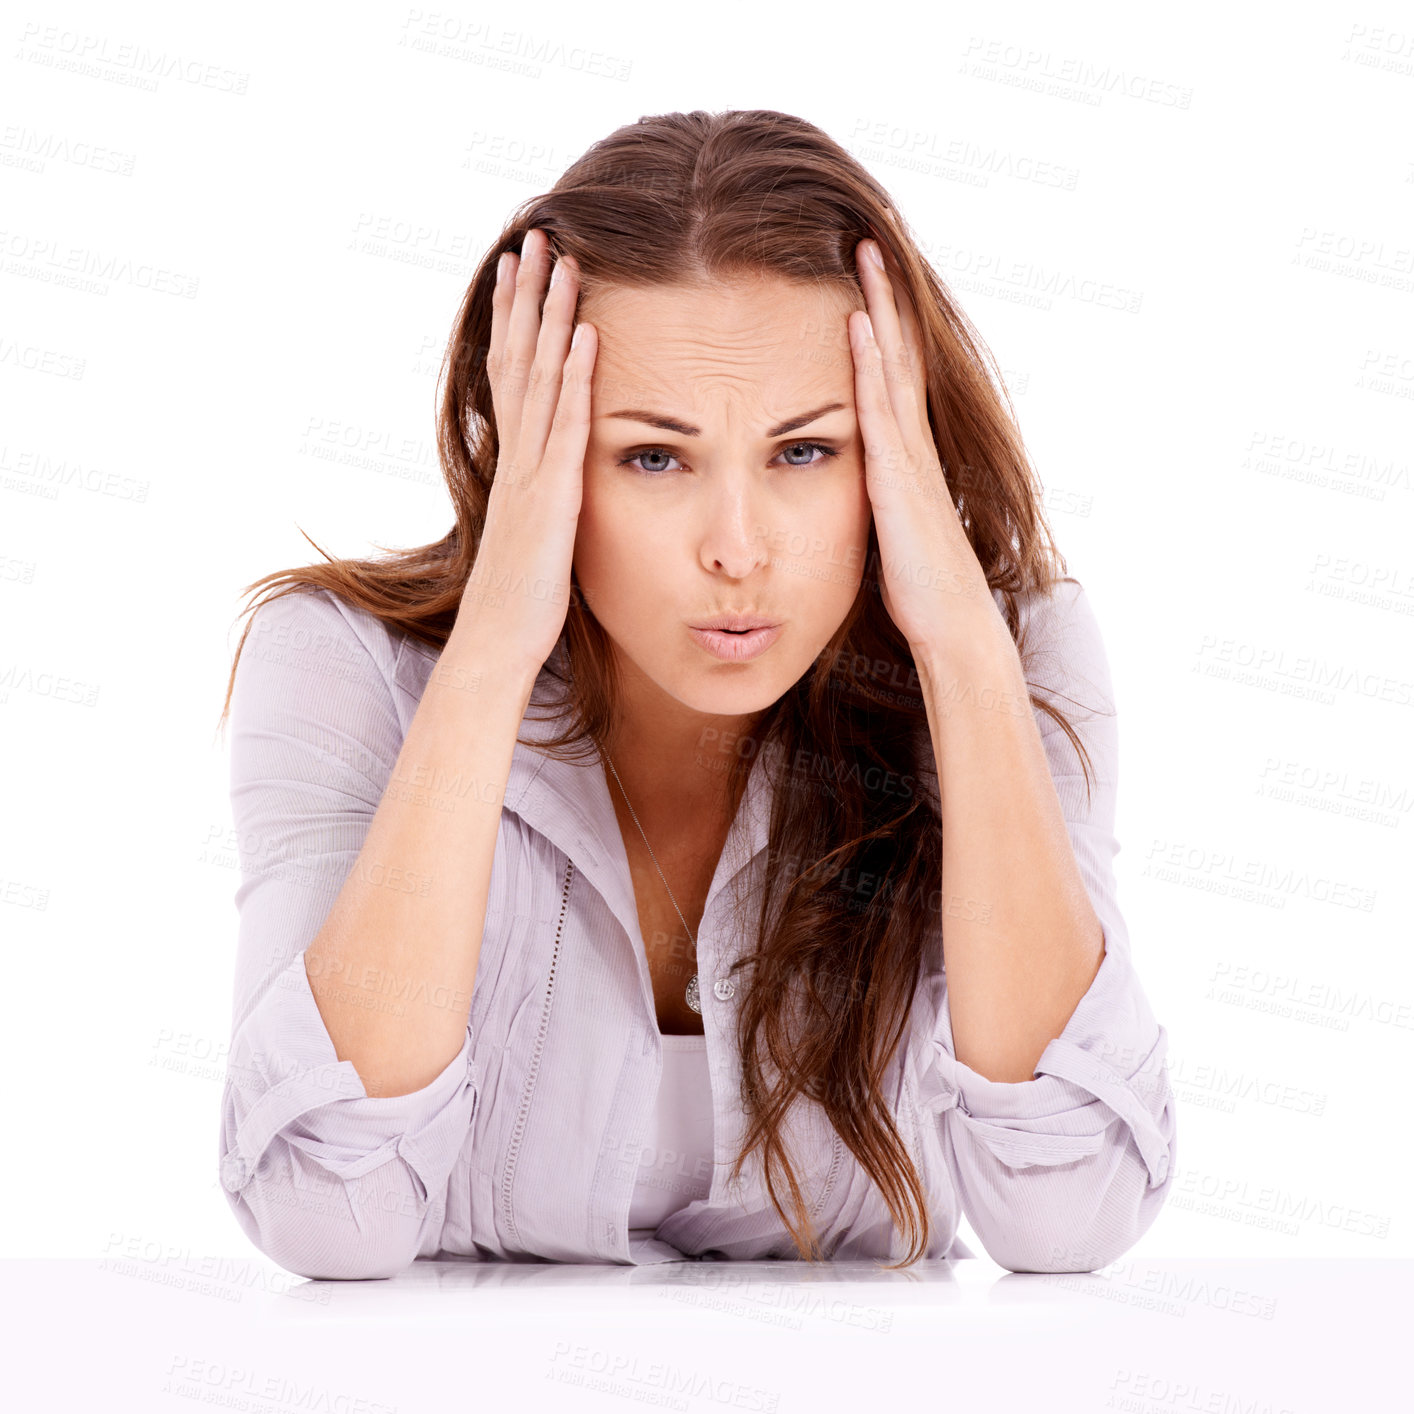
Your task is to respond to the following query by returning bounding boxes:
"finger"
[889,280,933,444]
[498,228,553,458]
[850,310,909,500]
[857,240,928,450]
[516,254,582,468]
[487,249,516,441]
[540,321,597,509]
[488,245,515,379]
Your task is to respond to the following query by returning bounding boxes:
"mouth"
[690,617,780,633]
[687,621,783,662]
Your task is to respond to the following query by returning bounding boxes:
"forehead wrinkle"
[585,280,861,429]
[592,368,852,433]
[592,341,850,424]
[597,333,819,384]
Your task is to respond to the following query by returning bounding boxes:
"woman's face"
[574,275,872,736]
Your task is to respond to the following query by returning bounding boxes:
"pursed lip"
[690,616,780,632]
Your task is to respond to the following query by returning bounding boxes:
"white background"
[2,0,1409,1268]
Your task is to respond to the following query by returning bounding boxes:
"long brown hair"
[216,109,1098,1268]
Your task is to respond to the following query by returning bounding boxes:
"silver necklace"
[603,749,701,1014]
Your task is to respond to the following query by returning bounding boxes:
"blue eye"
[616,441,842,476]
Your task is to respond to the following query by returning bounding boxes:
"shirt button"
[220,1153,248,1192]
[1155,1154,1170,1184]
[713,978,736,1001]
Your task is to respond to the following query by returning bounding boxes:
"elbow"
[983,1227,1134,1276]
[980,1204,1152,1276]
[260,1226,417,1283]
[220,1142,427,1282]
[970,1132,1177,1276]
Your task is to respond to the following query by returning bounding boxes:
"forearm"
[304,613,538,1099]
[916,613,1104,1085]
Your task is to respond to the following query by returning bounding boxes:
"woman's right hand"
[459,226,596,679]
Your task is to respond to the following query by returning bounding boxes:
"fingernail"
[496,252,509,284]
[865,241,885,270]
[550,261,564,288]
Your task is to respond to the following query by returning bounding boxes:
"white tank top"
[627,1032,715,1232]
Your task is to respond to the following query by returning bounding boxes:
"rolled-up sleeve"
[919,578,1177,1274]
[218,589,480,1280]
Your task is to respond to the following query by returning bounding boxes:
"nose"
[699,483,770,578]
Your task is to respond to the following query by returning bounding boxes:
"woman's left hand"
[850,238,1002,663]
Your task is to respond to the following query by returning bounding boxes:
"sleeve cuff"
[918,931,1173,1189]
[221,949,479,1203]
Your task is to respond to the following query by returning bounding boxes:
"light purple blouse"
[627,1035,714,1234]
[217,578,1177,1278]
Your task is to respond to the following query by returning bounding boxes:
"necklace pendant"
[685,973,701,1014]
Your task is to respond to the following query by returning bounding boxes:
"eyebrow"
[601,401,849,439]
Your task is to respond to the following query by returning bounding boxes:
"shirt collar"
[395,635,780,945]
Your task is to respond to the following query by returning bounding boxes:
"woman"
[215,109,1176,1280]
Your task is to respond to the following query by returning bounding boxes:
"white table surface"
[7,1254,1398,1412]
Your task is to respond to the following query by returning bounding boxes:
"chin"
[703,667,804,715]
[608,626,803,720]
[686,680,784,717]
[661,653,790,715]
